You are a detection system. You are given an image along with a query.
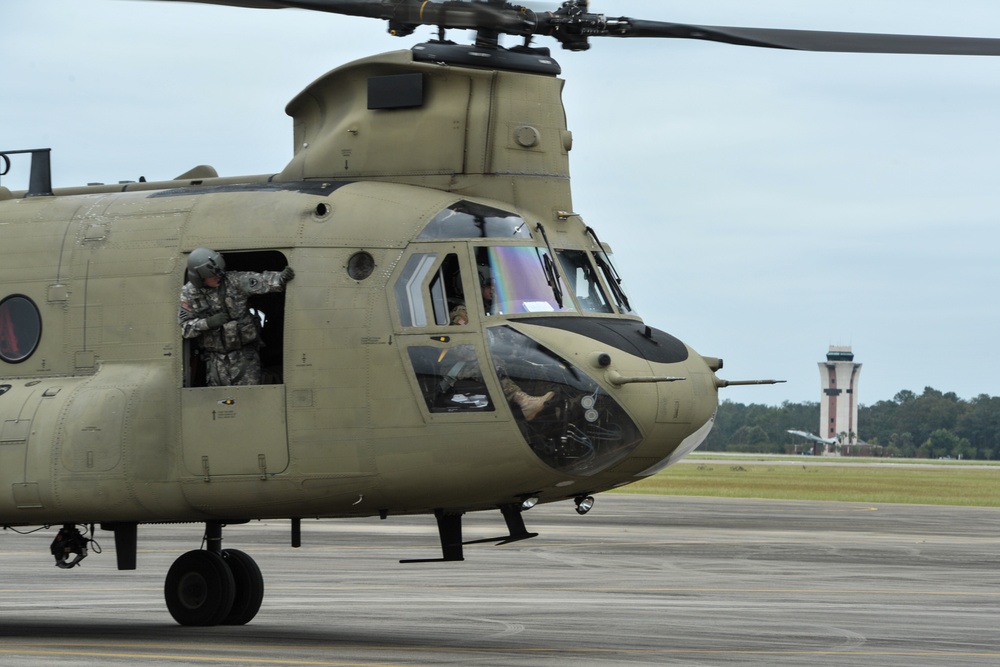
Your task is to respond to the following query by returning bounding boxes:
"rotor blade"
[148,0,412,16]
[614,20,1000,56]
[137,2,1000,56]
[156,0,538,33]
[152,0,291,8]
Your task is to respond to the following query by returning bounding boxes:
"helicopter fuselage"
[0,176,718,526]
[0,48,719,529]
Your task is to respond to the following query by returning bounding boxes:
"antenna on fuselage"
[0,148,53,197]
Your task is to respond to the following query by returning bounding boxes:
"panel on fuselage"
[181,384,289,478]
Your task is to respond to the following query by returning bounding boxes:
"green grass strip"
[616,462,1000,507]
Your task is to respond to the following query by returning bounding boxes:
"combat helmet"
[187,247,226,288]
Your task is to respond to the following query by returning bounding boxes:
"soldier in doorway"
[178,248,294,386]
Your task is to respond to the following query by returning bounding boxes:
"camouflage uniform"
[179,271,286,386]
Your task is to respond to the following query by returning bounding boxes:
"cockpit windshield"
[593,251,636,315]
[584,225,637,315]
[556,250,613,314]
[476,246,575,316]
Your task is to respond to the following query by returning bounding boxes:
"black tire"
[164,550,236,626]
[221,548,264,625]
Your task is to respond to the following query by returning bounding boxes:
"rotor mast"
[276,48,576,213]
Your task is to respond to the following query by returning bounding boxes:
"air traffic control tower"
[819,346,862,444]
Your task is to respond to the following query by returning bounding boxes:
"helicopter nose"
[486,324,643,477]
[489,320,718,479]
[588,339,719,479]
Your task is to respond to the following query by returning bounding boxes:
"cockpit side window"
[557,250,613,314]
[394,253,437,327]
[429,254,464,326]
[394,252,465,328]
[407,344,495,414]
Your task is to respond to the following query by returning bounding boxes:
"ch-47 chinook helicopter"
[3,0,1000,627]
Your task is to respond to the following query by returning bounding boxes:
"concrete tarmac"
[2,495,999,666]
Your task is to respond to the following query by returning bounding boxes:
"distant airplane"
[787,430,838,445]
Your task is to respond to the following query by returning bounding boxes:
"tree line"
[702,387,1000,460]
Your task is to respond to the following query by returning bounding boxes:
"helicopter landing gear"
[164,550,235,626]
[163,522,264,626]
[220,548,264,625]
[50,524,92,569]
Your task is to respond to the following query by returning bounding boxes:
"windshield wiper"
[534,222,564,309]
[586,226,632,313]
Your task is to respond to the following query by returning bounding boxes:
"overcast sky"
[3,0,999,408]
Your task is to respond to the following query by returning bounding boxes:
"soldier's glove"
[279,266,295,284]
[205,313,229,330]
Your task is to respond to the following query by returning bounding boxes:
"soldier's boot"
[514,390,554,422]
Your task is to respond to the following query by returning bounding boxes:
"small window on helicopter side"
[0,294,42,364]
[556,250,613,314]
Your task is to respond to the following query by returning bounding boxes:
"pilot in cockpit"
[447,301,553,421]
[480,274,496,316]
